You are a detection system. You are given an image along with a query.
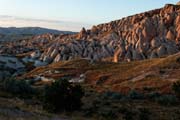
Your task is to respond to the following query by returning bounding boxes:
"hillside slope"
[0,27,75,41]
[21,52,180,94]
[0,27,75,35]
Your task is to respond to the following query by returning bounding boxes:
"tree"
[3,78,34,98]
[42,78,84,112]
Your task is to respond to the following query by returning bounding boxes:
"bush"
[128,90,144,100]
[172,81,180,99]
[146,92,161,100]
[3,78,34,98]
[42,78,84,112]
[111,92,123,100]
[155,95,178,106]
[102,91,123,100]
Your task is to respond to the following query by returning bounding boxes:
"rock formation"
[177,1,180,5]
[0,55,25,80]
[1,3,180,64]
[39,3,180,63]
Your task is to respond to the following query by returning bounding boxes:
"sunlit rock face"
[177,1,180,5]
[39,3,180,63]
[1,4,180,64]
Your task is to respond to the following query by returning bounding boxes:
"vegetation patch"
[42,78,84,112]
[2,78,35,98]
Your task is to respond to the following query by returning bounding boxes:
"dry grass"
[21,52,180,93]
[0,96,67,120]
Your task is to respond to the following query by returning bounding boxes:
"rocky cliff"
[40,3,180,63]
[1,3,180,65]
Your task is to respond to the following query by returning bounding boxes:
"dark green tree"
[43,78,84,112]
[3,78,34,98]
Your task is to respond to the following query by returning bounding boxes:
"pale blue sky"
[0,0,178,31]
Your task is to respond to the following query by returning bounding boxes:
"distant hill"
[0,27,76,41]
[0,27,75,35]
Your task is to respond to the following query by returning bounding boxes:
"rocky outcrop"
[40,39,114,63]
[0,55,25,70]
[0,33,55,54]
[1,3,180,64]
[42,3,180,63]
[177,1,180,5]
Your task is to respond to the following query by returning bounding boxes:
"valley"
[0,2,180,120]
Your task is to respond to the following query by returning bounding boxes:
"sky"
[0,0,179,31]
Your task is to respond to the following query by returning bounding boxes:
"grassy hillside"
[21,53,180,94]
[0,53,180,119]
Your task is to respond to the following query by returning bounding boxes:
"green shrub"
[155,95,178,106]
[102,91,113,97]
[111,92,123,100]
[42,78,84,112]
[172,81,180,99]
[128,90,144,100]
[102,91,123,100]
[2,78,34,98]
[146,92,161,100]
